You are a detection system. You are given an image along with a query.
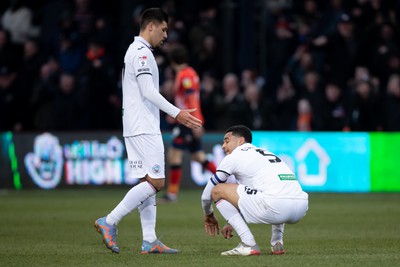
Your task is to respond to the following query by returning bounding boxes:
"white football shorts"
[124,134,165,179]
[237,184,308,224]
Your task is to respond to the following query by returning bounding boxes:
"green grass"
[0,189,399,267]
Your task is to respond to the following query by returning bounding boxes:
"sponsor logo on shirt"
[278,174,297,180]
[130,160,143,170]
[138,56,148,67]
[138,68,150,73]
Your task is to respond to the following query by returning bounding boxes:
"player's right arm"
[136,74,202,129]
[137,74,180,118]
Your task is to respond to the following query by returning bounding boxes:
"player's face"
[150,21,168,48]
[222,132,244,155]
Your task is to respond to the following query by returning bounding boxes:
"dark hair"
[169,44,189,65]
[140,8,168,31]
[225,125,252,143]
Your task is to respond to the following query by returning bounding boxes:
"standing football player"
[201,125,308,255]
[161,44,216,203]
[94,7,202,254]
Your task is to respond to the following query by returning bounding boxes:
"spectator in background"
[272,75,297,130]
[58,29,85,74]
[347,65,380,98]
[319,0,346,36]
[286,45,316,90]
[0,66,20,131]
[382,74,400,131]
[264,4,297,97]
[50,72,83,130]
[243,83,266,130]
[297,98,313,131]
[216,73,247,130]
[369,22,400,90]
[312,13,360,90]
[30,58,61,131]
[200,71,221,131]
[15,38,47,130]
[72,0,94,44]
[78,38,119,130]
[295,0,323,40]
[345,80,382,131]
[35,0,72,58]
[1,0,40,47]
[299,71,323,129]
[319,82,347,131]
[240,68,265,90]
[191,34,222,79]
[91,15,116,59]
[0,28,22,73]
[188,5,219,56]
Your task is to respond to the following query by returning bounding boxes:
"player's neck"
[139,32,152,47]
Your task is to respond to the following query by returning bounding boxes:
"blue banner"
[252,132,371,192]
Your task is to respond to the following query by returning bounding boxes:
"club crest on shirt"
[152,164,161,174]
[138,56,148,67]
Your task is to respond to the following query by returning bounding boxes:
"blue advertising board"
[252,132,371,192]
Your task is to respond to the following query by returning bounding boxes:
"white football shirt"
[217,143,307,199]
[122,36,180,137]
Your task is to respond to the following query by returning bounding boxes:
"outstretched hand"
[176,108,202,129]
[204,213,220,237]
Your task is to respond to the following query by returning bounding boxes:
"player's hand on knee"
[221,223,234,239]
[204,213,220,237]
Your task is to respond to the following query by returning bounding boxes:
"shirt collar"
[135,36,153,51]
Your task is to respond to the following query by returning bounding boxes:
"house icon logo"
[295,138,331,186]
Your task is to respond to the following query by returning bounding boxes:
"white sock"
[271,224,285,246]
[216,200,256,247]
[138,194,157,243]
[106,181,157,225]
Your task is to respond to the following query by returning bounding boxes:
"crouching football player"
[201,125,308,255]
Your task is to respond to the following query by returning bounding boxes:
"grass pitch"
[0,188,399,267]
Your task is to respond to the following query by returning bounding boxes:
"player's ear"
[147,22,154,32]
[239,136,246,145]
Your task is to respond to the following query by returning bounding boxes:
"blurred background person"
[50,72,84,130]
[382,74,400,131]
[199,71,222,131]
[345,79,382,131]
[0,66,19,131]
[77,38,120,130]
[215,73,247,131]
[162,44,216,203]
[319,82,347,131]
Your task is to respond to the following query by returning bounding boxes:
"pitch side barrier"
[0,131,399,192]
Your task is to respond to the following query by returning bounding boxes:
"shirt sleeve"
[215,154,235,177]
[137,73,180,118]
[201,169,230,215]
[201,180,214,215]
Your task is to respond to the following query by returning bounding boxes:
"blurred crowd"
[0,0,399,132]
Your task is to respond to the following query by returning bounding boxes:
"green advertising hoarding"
[370,133,400,192]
